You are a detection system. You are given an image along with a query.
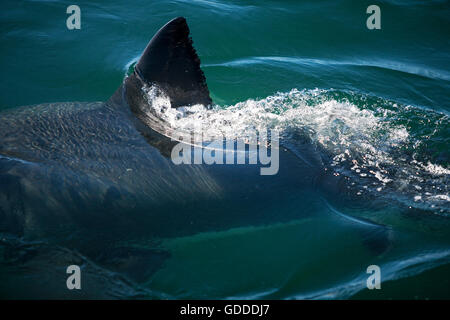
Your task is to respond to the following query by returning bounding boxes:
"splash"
[142,87,449,214]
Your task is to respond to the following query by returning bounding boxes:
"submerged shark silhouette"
[0,17,391,297]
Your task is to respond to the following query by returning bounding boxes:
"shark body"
[0,18,393,297]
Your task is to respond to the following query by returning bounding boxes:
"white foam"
[141,87,449,212]
[422,162,450,176]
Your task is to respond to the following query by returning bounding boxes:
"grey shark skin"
[0,18,391,296]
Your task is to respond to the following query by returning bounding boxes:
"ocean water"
[0,0,449,299]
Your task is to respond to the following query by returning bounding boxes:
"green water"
[0,0,449,299]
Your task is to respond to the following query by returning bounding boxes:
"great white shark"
[0,17,432,298]
[1,17,306,240]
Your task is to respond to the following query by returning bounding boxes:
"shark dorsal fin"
[134,17,212,108]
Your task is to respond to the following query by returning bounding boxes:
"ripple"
[205,56,450,81]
